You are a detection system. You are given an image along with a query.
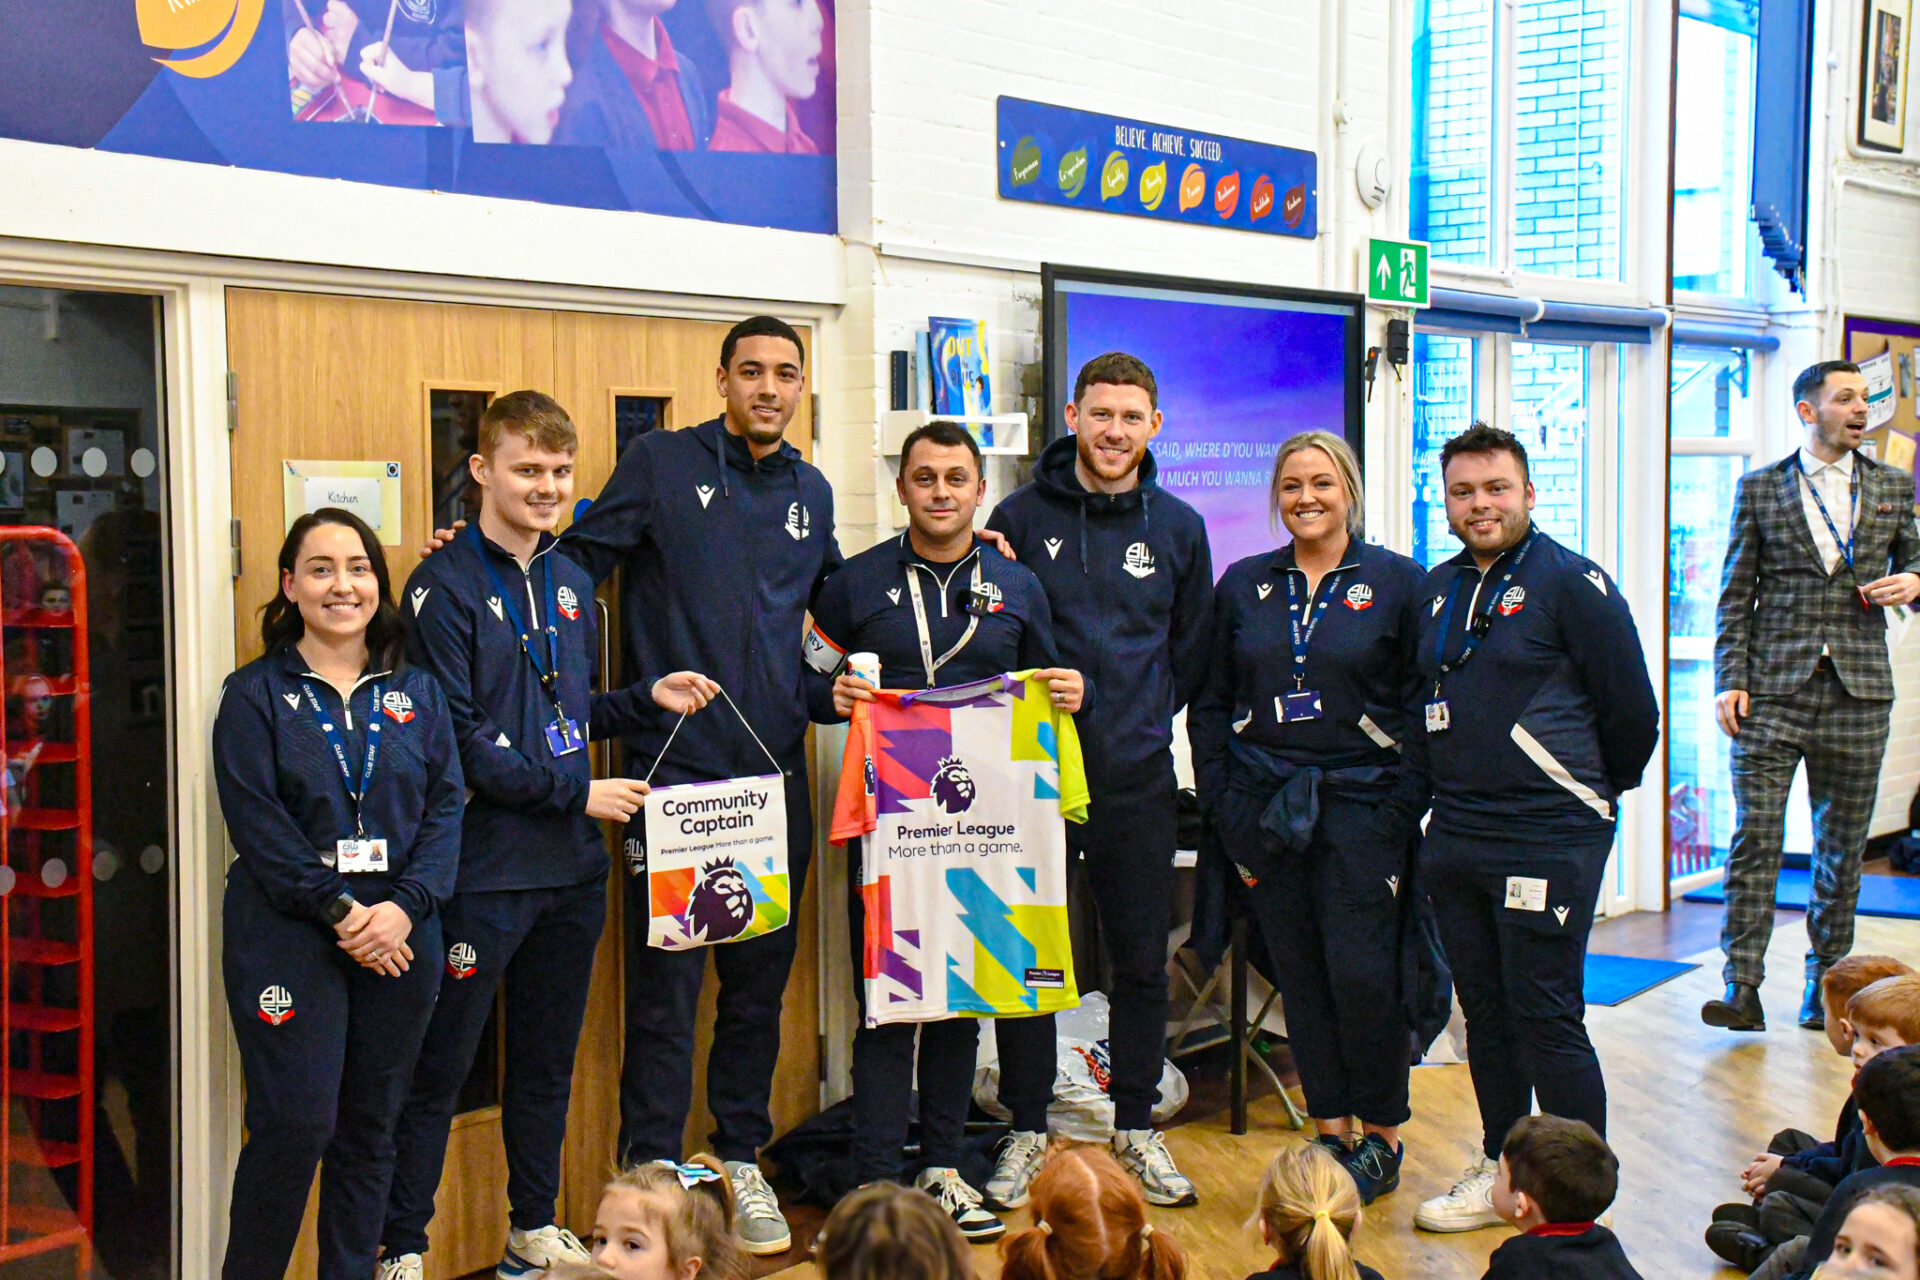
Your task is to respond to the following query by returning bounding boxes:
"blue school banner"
[0,0,836,234]
[995,96,1316,240]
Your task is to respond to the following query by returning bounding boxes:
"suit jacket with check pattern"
[1714,450,1920,700]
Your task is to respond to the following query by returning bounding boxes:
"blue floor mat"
[1584,953,1699,1007]
[1681,869,1920,920]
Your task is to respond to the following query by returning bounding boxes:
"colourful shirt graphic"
[830,671,1088,1026]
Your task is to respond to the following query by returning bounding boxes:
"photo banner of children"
[1,0,836,232]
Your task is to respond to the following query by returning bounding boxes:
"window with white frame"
[1672,6,1759,297]
[1412,0,1632,281]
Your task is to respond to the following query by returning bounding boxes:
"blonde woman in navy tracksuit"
[214,509,463,1280]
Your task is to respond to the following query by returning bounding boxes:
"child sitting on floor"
[814,1182,975,1280]
[1248,1144,1384,1280]
[1811,1184,1920,1280]
[1000,1145,1186,1280]
[1733,974,1920,1279]
[580,1155,748,1280]
[1483,1115,1643,1279]
[1791,1046,1920,1279]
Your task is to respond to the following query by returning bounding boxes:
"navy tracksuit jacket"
[983,435,1212,1131]
[382,527,640,1256]
[1410,526,1659,1154]
[805,533,1061,1180]
[213,649,462,1280]
[559,416,842,1163]
[1190,539,1428,1126]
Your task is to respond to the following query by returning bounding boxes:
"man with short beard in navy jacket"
[556,316,842,1257]
[982,351,1213,1210]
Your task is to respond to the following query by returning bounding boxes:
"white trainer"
[1111,1129,1198,1207]
[1414,1155,1504,1232]
[914,1167,1006,1242]
[374,1254,422,1280]
[724,1160,793,1255]
[984,1129,1048,1209]
[498,1224,591,1278]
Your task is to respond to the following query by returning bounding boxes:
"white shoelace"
[1000,1131,1046,1168]
[1447,1163,1495,1198]
[1130,1133,1184,1182]
[732,1165,781,1220]
[929,1172,983,1213]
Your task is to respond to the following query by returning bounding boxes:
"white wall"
[830,0,1405,551]
[1808,0,1920,837]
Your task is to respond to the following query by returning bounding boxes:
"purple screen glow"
[1059,283,1355,580]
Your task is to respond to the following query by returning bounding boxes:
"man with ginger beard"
[981,351,1213,1209]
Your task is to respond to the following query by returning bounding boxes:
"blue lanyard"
[299,678,382,837]
[1432,527,1539,694]
[1283,565,1345,692]
[471,525,569,720]
[1798,457,1858,572]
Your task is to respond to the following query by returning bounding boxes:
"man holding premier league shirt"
[1706,360,1920,1035]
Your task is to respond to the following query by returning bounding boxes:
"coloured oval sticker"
[1058,146,1089,198]
[1178,163,1206,212]
[1250,175,1276,221]
[1139,161,1168,210]
[137,0,266,77]
[1214,172,1241,218]
[1010,137,1042,187]
[1101,151,1130,201]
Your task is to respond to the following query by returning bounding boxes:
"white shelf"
[880,409,1030,456]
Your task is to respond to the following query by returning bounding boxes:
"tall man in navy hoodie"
[982,352,1213,1209]
[557,316,842,1256]
[1409,424,1659,1235]
[380,393,714,1280]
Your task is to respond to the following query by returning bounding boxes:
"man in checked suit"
[1706,359,1920,1033]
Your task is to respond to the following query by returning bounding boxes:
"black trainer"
[1345,1134,1402,1204]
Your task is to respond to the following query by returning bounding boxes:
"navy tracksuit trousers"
[618,766,813,1164]
[995,783,1177,1133]
[1216,783,1414,1128]
[845,838,978,1183]
[382,876,606,1256]
[1421,828,1614,1157]
[221,868,442,1280]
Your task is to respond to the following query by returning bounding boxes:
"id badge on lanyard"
[905,556,984,686]
[473,526,583,756]
[1427,529,1538,732]
[1280,568,1339,725]
[299,679,390,872]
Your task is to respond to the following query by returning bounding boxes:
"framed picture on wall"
[1862,0,1912,152]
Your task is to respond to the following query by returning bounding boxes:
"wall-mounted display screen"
[1042,266,1364,579]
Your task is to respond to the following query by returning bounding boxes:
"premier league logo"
[447,942,478,979]
[1345,583,1374,611]
[1497,586,1527,616]
[785,503,811,541]
[1122,542,1156,579]
[257,985,295,1026]
[688,858,754,943]
[557,586,581,621]
[382,691,415,723]
[863,756,877,797]
[930,755,977,814]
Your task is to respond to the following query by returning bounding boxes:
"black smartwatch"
[325,892,357,926]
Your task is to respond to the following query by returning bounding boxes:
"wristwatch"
[325,892,358,926]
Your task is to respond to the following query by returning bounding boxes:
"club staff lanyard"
[1798,456,1859,574]
[299,678,382,838]
[472,525,572,726]
[904,548,985,687]
[1284,565,1346,692]
[1431,527,1540,700]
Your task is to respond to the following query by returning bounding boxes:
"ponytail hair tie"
[1036,1219,1052,1236]
[1313,1210,1331,1223]
[1140,1224,1155,1240]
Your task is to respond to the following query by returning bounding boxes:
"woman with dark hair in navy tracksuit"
[213,508,463,1280]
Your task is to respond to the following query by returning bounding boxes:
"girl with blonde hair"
[1248,1144,1382,1280]
[580,1154,749,1280]
[999,1145,1185,1280]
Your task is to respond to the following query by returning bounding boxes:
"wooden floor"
[767,911,1914,1280]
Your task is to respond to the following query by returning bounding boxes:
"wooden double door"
[224,289,821,1279]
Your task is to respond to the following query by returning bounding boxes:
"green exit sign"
[1367,238,1430,308]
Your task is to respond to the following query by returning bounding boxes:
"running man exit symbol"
[1366,238,1429,309]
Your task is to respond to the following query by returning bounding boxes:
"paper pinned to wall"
[284,460,403,543]
[1862,350,1898,428]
